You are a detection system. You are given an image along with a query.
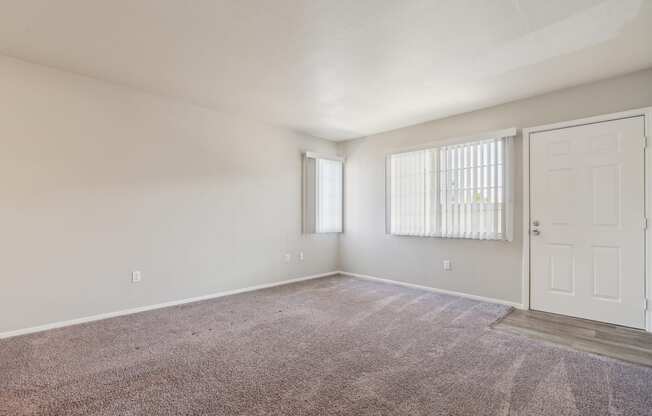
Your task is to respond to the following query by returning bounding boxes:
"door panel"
[591,164,621,226]
[548,244,574,294]
[592,245,620,300]
[530,116,645,328]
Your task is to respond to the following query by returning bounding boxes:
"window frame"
[303,152,344,234]
[385,128,516,241]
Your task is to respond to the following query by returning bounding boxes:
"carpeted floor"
[1,275,651,416]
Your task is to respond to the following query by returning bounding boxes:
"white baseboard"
[0,271,339,340]
[0,270,524,339]
[337,271,523,309]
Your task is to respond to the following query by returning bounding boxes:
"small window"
[303,153,343,233]
[386,130,515,240]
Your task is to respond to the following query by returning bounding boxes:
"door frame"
[521,107,652,332]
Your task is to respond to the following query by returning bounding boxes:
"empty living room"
[2,1,652,415]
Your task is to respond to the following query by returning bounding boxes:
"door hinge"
[643,218,648,230]
[644,136,649,149]
[645,298,650,311]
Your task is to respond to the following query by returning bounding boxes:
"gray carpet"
[1,275,651,416]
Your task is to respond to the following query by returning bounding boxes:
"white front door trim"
[521,107,652,332]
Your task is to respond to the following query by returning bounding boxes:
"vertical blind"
[316,158,343,233]
[387,133,514,241]
[388,148,438,236]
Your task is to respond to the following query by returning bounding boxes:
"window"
[303,153,343,233]
[386,130,515,240]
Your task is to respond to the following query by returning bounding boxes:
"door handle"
[531,229,540,236]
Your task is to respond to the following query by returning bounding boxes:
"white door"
[530,116,646,328]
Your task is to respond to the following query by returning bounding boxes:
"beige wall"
[0,56,339,333]
[2,52,651,334]
[338,68,652,304]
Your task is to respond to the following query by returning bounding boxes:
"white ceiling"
[1,0,651,140]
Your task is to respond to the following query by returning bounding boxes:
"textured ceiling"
[1,0,651,140]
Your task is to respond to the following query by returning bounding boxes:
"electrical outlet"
[442,260,452,271]
[284,253,291,263]
[299,251,304,261]
[132,271,142,283]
